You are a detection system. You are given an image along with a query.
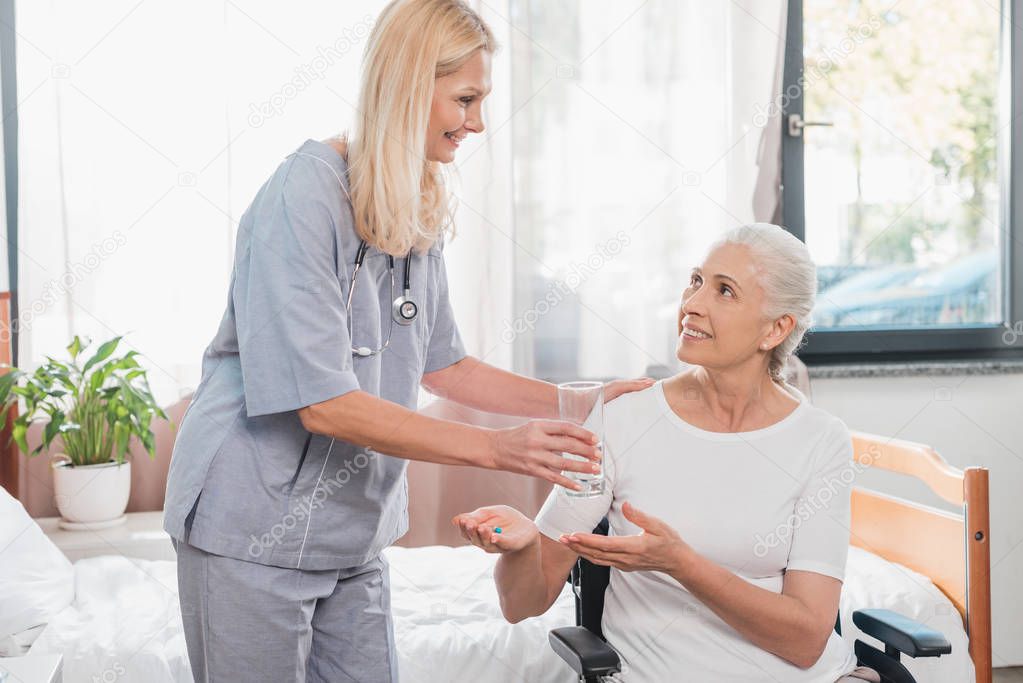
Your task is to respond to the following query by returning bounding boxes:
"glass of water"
[557,381,605,497]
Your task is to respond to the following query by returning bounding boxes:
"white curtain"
[16,1,389,405]
[15,0,786,401]
[463,0,789,381]
[442,0,517,373]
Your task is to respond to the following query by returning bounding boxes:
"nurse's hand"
[604,377,656,402]
[490,420,602,491]
[453,505,538,554]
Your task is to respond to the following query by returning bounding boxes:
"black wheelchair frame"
[547,518,952,683]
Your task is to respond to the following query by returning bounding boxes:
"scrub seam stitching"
[296,437,334,567]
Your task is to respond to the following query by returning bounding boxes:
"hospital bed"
[0,430,987,683]
[1,521,981,683]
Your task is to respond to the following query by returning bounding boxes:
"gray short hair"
[712,223,817,382]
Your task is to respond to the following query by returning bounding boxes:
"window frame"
[782,0,1023,365]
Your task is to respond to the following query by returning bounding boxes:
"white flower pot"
[51,457,131,528]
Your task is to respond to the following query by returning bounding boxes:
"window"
[783,0,1023,362]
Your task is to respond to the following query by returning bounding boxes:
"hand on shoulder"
[320,136,348,159]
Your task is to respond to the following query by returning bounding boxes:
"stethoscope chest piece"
[389,250,418,326]
[392,294,418,326]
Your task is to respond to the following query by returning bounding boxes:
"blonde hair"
[715,223,817,383]
[346,0,496,256]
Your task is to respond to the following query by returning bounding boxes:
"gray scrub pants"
[175,540,399,683]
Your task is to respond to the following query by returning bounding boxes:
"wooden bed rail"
[849,430,991,683]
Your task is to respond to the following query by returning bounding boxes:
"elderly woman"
[454,224,880,683]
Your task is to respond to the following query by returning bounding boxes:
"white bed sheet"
[839,546,975,683]
[27,545,973,683]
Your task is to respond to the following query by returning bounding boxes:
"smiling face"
[425,49,492,163]
[676,242,794,371]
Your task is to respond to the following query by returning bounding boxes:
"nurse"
[163,1,651,681]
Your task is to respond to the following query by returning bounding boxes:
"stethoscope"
[289,151,419,358]
[348,239,418,357]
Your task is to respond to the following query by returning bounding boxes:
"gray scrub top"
[163,139,467,570]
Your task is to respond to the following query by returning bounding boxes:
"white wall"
[810,372,1023,667]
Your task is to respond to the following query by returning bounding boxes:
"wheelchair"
[547,518,952,683]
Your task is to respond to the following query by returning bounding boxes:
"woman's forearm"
[494,537,553,622]
[669,550,828,668]
[299,390,496,468]
[422,356,558,418]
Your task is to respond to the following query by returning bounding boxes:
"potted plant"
[0,335,170,529]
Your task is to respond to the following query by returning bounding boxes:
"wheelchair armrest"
[852,608,952,658]
[549,626,622,678]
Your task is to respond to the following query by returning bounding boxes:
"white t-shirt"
[535,380,858,683]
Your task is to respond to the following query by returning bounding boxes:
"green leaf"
[0,369,21,407]
[82,336,122,375]
[11,421,28,455]
[113,420,129,460]
[141,429,156,457]
[44,357,72,373]
[115,351,140,370]
[42,411,65,446]
[89,365,111,393]
[66,336,83,361]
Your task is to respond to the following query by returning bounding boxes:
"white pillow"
[0,485,74,639]
[0,623,46,656]
[841,546,976,683]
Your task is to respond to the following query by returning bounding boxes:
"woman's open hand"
[558,502,692,574]
[452,505,538,554]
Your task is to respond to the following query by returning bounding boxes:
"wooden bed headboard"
[849,430,991,683]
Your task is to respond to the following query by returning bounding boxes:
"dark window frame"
[782,0,1023,365]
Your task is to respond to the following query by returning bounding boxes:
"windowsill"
[806,358,1023,379]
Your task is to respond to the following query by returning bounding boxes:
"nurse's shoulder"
[282,138,351,203]
[236,138,354,273]
[244,138,349,220]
